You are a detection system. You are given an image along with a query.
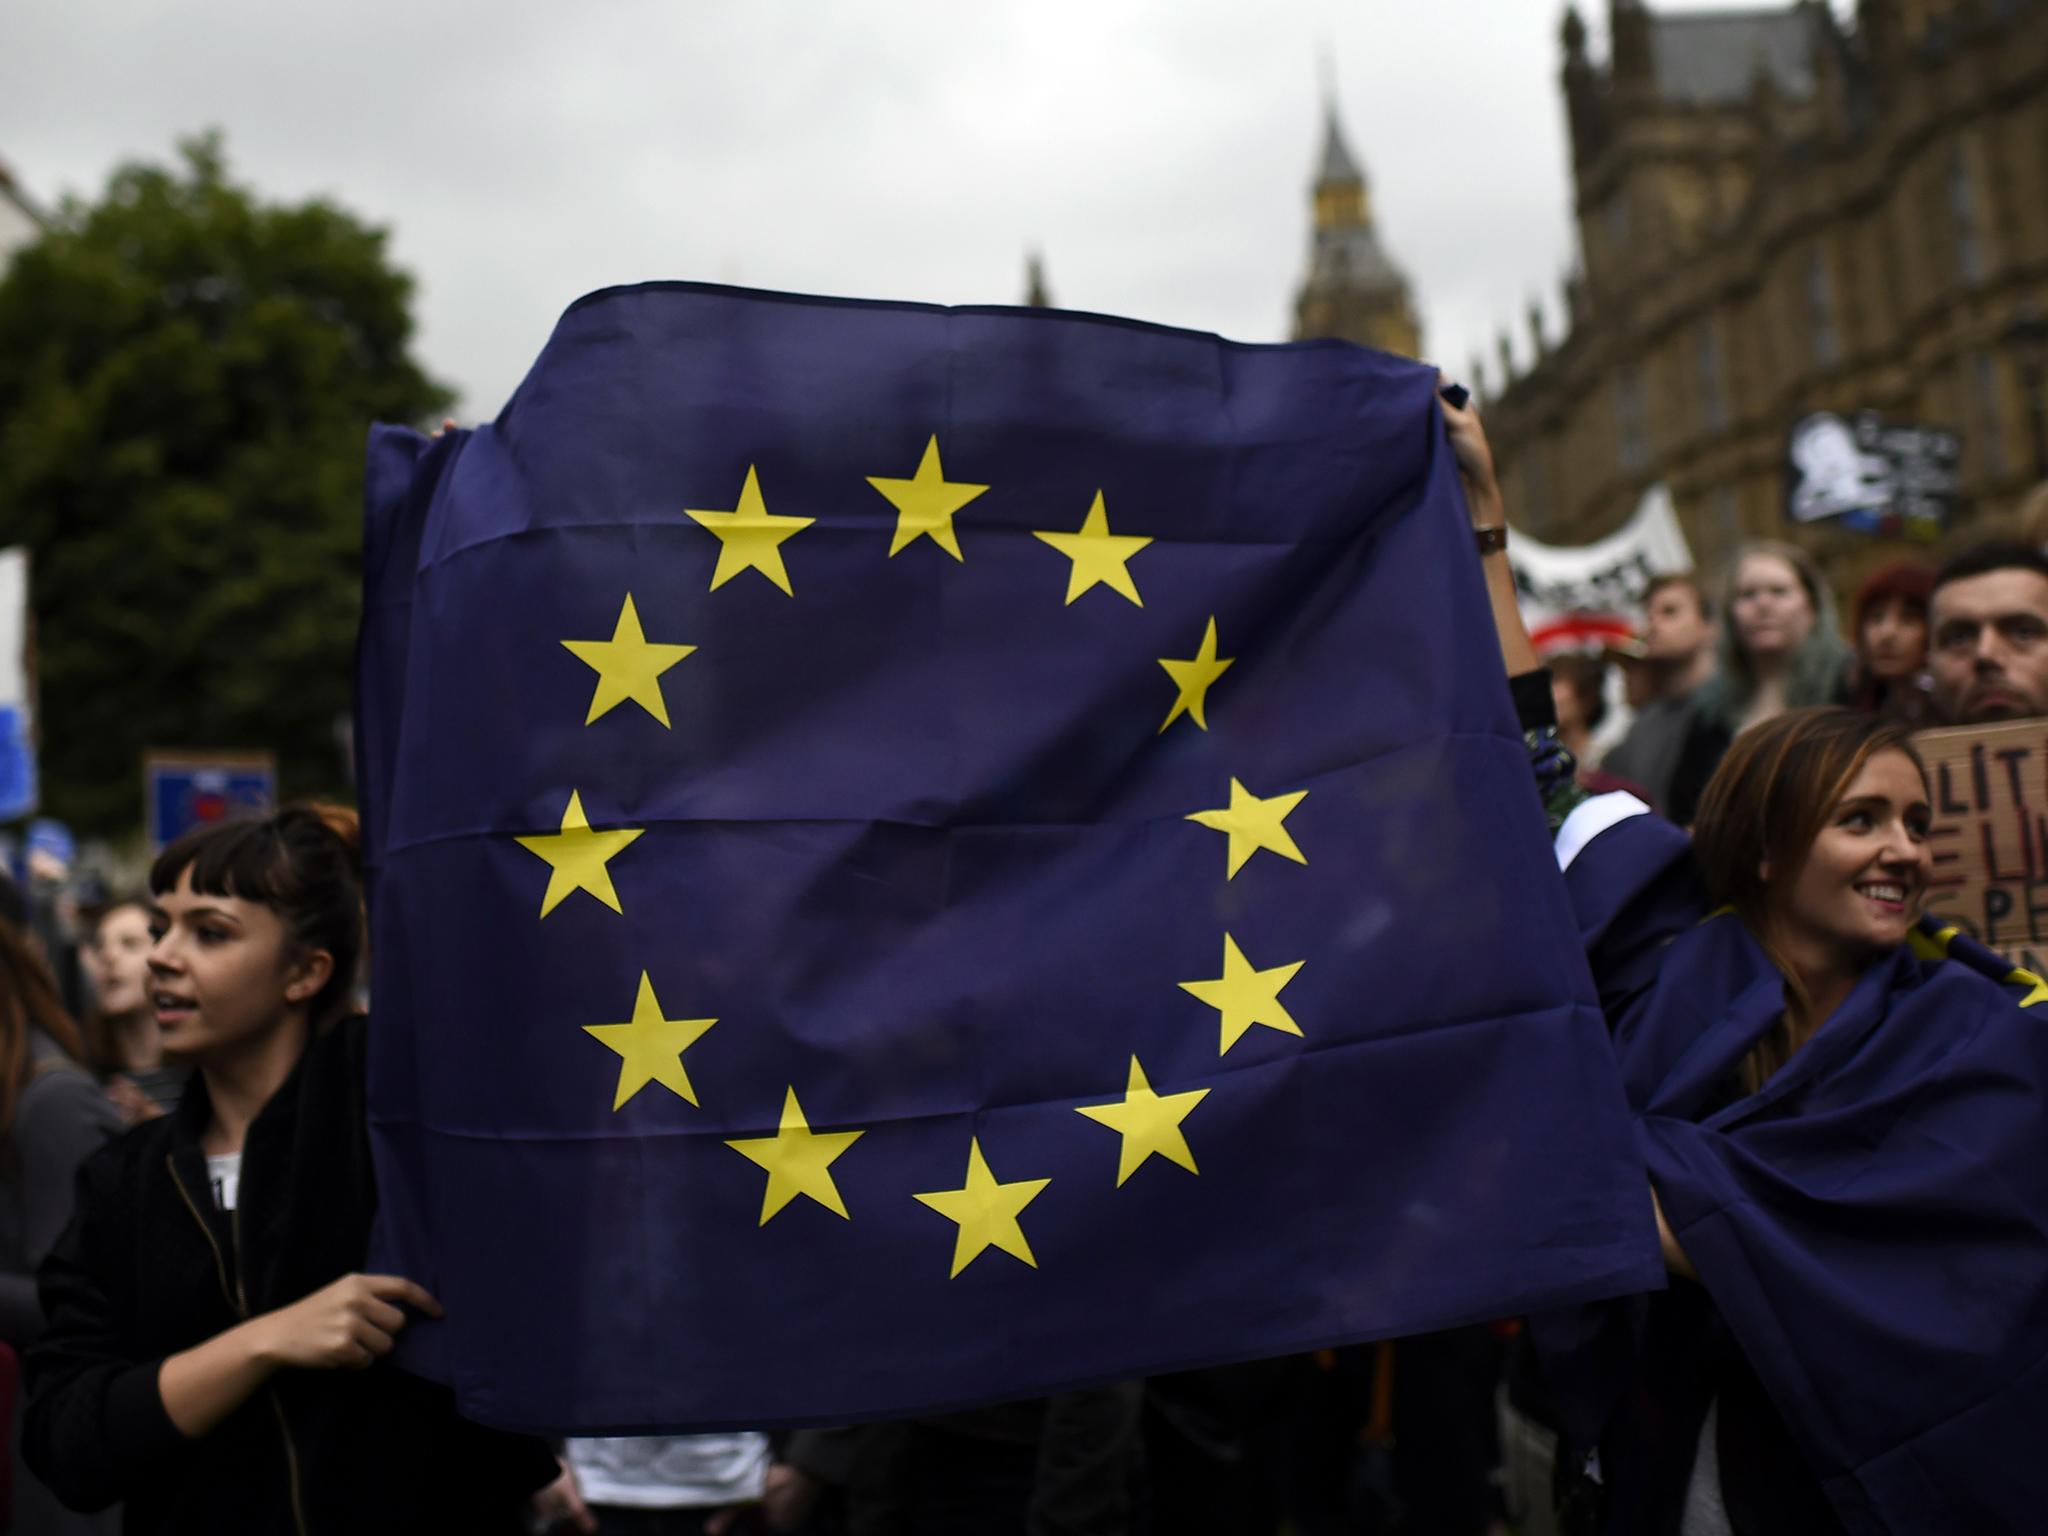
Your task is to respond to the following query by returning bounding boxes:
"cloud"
[0,0,1825,415]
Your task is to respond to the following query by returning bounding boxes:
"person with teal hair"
[1663,541,1853,823]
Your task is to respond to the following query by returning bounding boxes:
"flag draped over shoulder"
[1549,804,2048,1534]
[357,282,1661,1434]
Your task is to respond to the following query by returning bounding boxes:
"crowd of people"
[1551,530,2048,825]
[0,384,2040,1535]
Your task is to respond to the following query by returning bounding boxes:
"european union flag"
[358,282,1660,1433]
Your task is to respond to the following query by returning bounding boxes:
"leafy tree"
[0,133,451,835]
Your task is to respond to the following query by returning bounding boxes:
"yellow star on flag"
[725,1087,866,1224]
[1185,777,1308,879]
[1908,924,1959,963]
[2007,967,2048,1007]
[684,465,815,595]
[914,1137,1052,1278]
[1179,934,1306,1054]
[866,435,989,561]
[514,789,645,917]
[561,594,696,727]
[1032,491,1152,606]
[583,972,717,1110]
[1075,1057,1210,1186]
[1158,617,1235,733]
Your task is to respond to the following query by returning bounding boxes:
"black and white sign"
[1786,411,1960,539]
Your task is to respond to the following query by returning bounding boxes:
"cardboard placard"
[1915,719,2048,969]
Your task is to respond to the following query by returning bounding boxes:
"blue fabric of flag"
[356,281,1661,1434]
[1544,807,2048,1533]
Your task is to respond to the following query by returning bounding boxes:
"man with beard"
[1927,542,2048,724]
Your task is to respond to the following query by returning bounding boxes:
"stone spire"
[1292,93,1421,357]
[1317,104,1363,188]
[1024,250,1052,309]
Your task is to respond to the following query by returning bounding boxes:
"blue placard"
[146,756,276,850]
[25,818,73,870]
[0,704,37,823]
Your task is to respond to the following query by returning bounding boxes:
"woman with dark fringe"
[24,806,552,1534]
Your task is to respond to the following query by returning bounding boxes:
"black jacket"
[22,1018,552,1535]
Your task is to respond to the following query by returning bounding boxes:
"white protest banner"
[1509,484,1693,655]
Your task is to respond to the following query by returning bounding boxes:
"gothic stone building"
[1483,0,2048,586]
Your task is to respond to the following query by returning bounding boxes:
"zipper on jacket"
[167,1155,237,1315]
[168,1155,312,1536]
[235,1206,309,1536]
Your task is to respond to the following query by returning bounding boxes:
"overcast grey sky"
[2,0,1832,418]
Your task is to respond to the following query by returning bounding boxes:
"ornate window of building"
[1615,367,1650,473]
[1522,442,1551,534]
[1696,324,1727,434]
[1714,486,1742,555]
[1973,352,2007,477]
[1605,193,1630,252]
[1951,145,1987,288]
[1807,252,1840,368]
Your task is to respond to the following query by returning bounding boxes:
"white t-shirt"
[564,1433,770,1510]
[1681,1400,1734,1536]
[206,1151,242,1213]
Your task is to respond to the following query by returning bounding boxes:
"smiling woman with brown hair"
[1687,710,1929,1093]
[1440,381,2048,1535]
